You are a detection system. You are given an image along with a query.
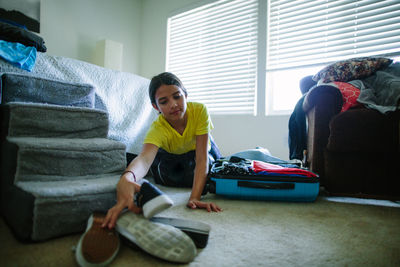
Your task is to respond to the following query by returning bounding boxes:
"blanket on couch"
[0,53,157,154]
[351,62,400,114]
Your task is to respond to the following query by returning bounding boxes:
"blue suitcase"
[208,156,319,202]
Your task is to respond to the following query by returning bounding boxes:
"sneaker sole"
[115,211,196,263]
[75,213,120,267]
[142,194,173,219]
[150,216,211,248]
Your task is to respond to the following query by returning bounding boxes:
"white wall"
[38,0,292,160]
[40,0,142,74]
[140,0,291,160]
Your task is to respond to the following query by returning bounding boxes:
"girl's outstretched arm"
[102,143,159,228]
[187,134,222,212]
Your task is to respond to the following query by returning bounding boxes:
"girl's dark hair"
[149,72,187,105]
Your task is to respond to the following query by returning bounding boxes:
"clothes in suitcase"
[208,156,319,202]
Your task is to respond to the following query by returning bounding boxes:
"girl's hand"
[102,176,142,229]
[187,198,222,212]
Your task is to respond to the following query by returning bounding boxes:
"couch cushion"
[312,57,393,83]
[324,149,400,197]
[327,109,399,152]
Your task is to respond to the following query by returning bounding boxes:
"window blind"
[267,0,400,70]
[166,0,258,115]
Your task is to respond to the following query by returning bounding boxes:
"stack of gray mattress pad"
[0,72,126,241]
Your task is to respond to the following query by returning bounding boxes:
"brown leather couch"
[301,76,400,199]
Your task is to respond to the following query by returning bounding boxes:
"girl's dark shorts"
[149,136,221,187]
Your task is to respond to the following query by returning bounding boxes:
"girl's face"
[153,84,187,123]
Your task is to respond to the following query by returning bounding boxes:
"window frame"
[166,0,259,116]
[265,0,400,115]
[166,0,400,117]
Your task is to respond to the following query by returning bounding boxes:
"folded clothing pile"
[0,21,46,52]
[252,160,317,178]
[212,156,317,178]
[0,20,47,71]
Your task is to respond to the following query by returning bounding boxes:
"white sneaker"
[75,213,120,267]
[116,211,196,263]
[135,181,174,219]
[150,216,211,248]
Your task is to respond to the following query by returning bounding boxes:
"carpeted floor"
[1,184,400,267]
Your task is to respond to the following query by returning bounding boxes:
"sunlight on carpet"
[322,196,400,208]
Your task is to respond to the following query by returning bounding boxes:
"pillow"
[332,82,362,112]
[312,57,393,83]
[0,21,46,52]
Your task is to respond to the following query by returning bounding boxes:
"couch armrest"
[302,85,343,184]
[303,85,343,113]
[299,75,317,95]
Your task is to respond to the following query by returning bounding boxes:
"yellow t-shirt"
[144,102,213,154]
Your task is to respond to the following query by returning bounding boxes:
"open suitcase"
[208,154,319,202]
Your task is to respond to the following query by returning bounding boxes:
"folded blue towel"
[0,40,37,71]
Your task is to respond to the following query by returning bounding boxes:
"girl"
[103,72,222,229]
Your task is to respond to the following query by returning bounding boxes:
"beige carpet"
[1,184,400,267]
